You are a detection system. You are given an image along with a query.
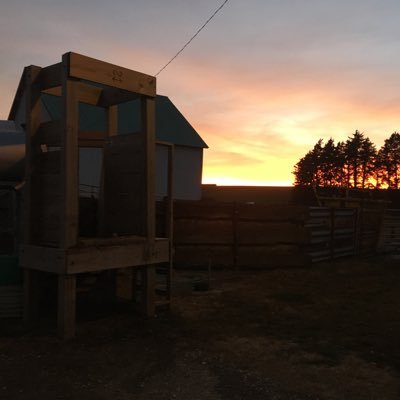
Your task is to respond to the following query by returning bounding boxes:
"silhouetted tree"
[343,131,376,188]
[293,139,323,186]
[377,132,400,189]
[294,131,377,188]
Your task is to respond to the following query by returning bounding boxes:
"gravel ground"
[0,256,399,399]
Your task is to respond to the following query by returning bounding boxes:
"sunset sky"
[1,0,400,186]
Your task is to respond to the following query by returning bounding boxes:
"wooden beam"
[67,52,156,96]
[99,87,139,107]
[38,62,62,90]
[76,81,102,105]
[43,82,139,107]
[79,130,106,142]
[142,97,156,240]
[24,65,42,245]
[61,55,79,249]
[58,274,76,339]
[65,239,169,274]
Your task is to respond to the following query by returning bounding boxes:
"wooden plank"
[79,130,106,142]
[174,245,233,268]
[25,65,43,245]
[237,221,307,245]
[174,219,234,245]
[174,201,234,219]
[61,56,79,249]
[237,204,308,222]
[142,97,156,240]
[19,245,66,273]
[99,87,139,107]
[58,274,76,339]
[38,62,62,90]
[76,81,102,105]
[44,82,139,107]
[237,246,308,268]
[65,239,169,274]
[67,52,156,96]
[103,134,146,236]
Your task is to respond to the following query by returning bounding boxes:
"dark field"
[1,257,400,399]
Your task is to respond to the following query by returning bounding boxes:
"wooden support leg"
[116,267,134,301]
[23,269,41,325]
[140,265,155,317]
[57,274,76,339]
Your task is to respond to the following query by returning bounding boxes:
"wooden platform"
[20,237,169,274]
[21,52,173,338]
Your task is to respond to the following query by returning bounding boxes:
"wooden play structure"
[19,52,172,338]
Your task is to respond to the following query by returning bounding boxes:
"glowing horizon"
[2,1,400,187]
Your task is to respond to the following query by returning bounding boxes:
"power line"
[155,0,230,77]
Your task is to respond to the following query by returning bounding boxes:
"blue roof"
[41,94,208,149]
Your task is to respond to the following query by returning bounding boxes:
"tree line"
[293,131,400,189]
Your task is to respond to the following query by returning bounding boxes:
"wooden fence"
[173,202,308,269]
[172,201,384,269]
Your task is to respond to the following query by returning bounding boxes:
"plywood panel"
[103,133,146,236]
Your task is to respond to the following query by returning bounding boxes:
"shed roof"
[40,94,208,149]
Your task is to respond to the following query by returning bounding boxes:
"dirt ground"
[1,256,400,400]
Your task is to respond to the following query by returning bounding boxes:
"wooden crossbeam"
[67,52,156,96]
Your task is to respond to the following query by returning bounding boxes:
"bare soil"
[1,256,400,399]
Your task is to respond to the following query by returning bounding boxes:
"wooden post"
[24,65,42,245]
[23,66,42,325]
[23,269,41,324]
[166,144,174,302]
[57,274,76,339]
[116,268,134,301]
[61,54,79,249]
[232,202,239,269]
[141,96,156,316]
[140,265,155,316]
[329,208,335,261]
